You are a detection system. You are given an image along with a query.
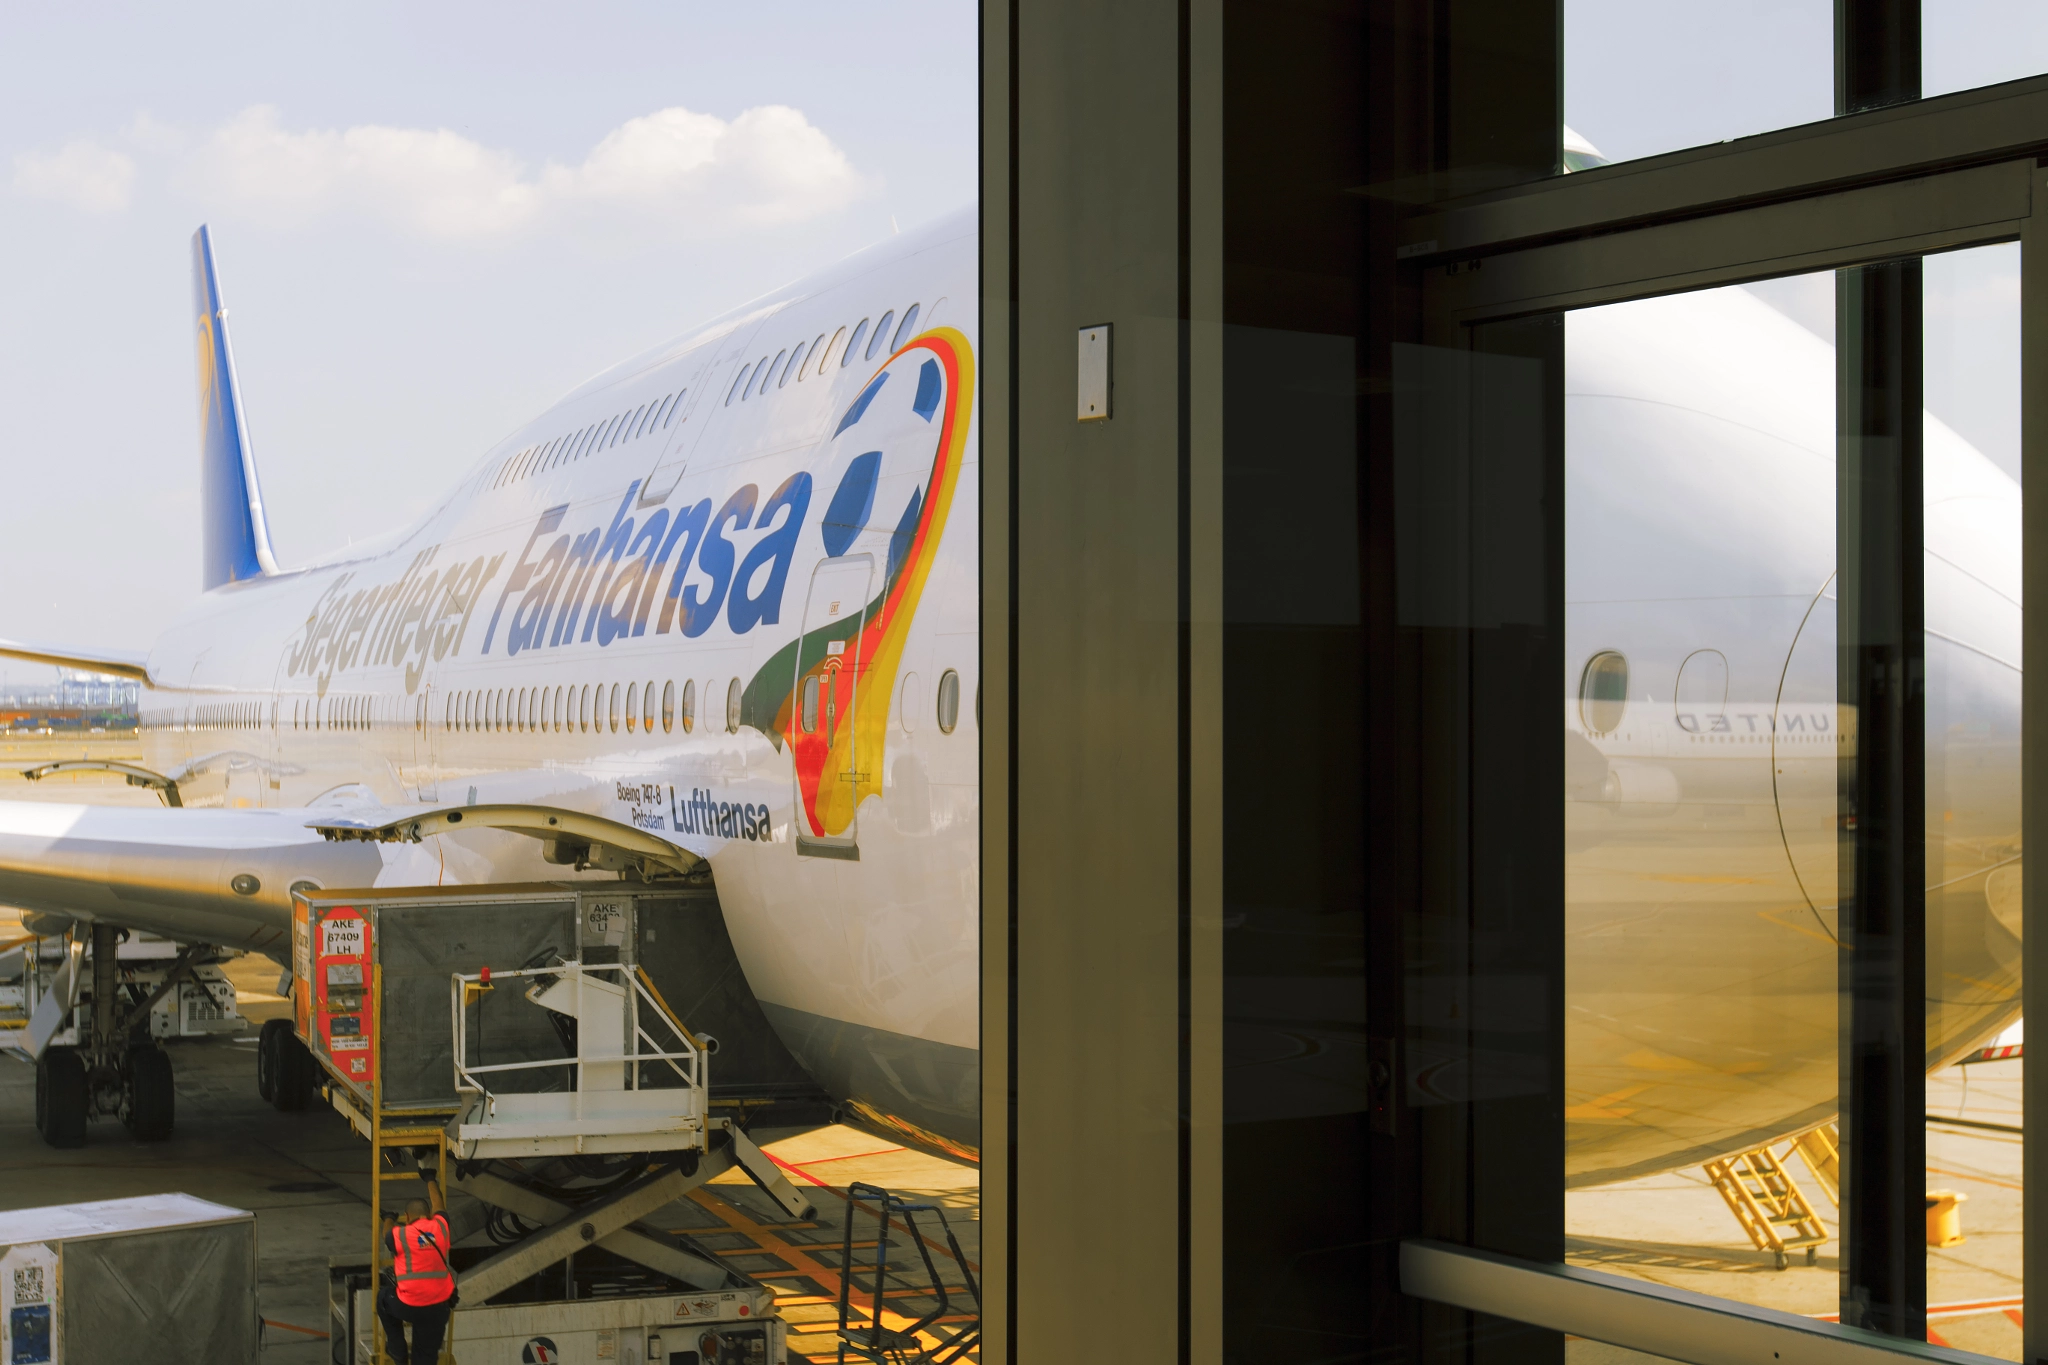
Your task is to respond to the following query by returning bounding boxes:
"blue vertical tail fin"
[192,225,278,590]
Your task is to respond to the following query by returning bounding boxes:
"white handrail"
[449,960,706,1116]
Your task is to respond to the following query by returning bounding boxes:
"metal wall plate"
[1077,324,1111,421]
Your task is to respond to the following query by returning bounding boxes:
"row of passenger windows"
[492,387,688,491]
[439,668,967,738]
[139,702,266,731]
[290,695,377,731]
[725,302,923,408]
[445,678,740,736]
[132,670,973,739]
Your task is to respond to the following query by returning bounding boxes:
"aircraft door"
[410,683,439,802]
[791,554,875,859]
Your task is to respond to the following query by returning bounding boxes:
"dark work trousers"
[377,1291,453,1365]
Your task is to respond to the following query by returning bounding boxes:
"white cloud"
[12,139,136,213]
[185,103,862,240]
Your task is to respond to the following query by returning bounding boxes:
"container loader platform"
[286,883,820,1365]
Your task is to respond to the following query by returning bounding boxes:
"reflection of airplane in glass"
[1562,136,2019,1183]
[0,212,980,1157]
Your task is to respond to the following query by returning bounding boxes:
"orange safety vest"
[389,1213,455,1307]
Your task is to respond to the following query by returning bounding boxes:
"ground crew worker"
[377,1175,456,1365]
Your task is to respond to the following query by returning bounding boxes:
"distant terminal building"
[0,670,139,734]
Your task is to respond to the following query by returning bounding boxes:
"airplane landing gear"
[32,922,186,1149]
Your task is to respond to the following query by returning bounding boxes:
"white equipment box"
[0,1193,257,1364]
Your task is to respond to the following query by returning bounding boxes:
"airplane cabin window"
[662,680,675,733]
[615,405,645,447]
[727,364,753,406]
[891,304,921,350]
[726,678,742,734]
[745,357,769,400]
[818,327,845,377]
[867,311,895,361]
[625,682,639,733]
[579,684,591,733]
[663,391,686,427]
[800,334,826,380]
[802,675,820,733]
[681,679,696,733]
[758,350,787,397]
[937,669,960,734]
[842,320,869,367]
[609,683,621,733]
[1577,651,1629,735]
[554,685,564,732]
[780,341,807,387]
[643,679,656,731]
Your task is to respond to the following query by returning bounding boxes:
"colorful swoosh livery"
[745,327,973,842]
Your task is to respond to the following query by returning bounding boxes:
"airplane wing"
[0,801,380,955]
[0,638,151,683]
[0,797,704,957]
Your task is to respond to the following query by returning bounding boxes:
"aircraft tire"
[123,1045,175,1142]
[273,1031,315,1112]
[37,1047,87,1149]
[257,1017,292,1102]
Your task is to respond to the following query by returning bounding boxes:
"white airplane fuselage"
[131,211,982,1158]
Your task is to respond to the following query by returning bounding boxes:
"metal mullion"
[1835,0,1925,1338]
[2020,163,2048,1365]
[1426,160,2026,325]
[1835,257,1928,1340]
[1401,71,2048,262]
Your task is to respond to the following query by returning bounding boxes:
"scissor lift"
[291,883,816,1364]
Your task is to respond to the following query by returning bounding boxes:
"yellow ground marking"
[1565,1085,1650,1120]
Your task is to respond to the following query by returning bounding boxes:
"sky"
[0,2,975,672]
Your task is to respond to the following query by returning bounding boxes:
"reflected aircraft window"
[662,680,675,733]
[1673,649,1729,725]
[802,676,820,733]
[842,320,869,367]
[609,683,621,733]
[900,672,920,732]
[799,335,825,381]
[1577,651,1629,735]
[625,682,638,733]
[681,679,696,733]
[867,311,895,361]
[758,350,787,397]
[726,678,741,734]
[891,304,921,350]
[937,669,960,734]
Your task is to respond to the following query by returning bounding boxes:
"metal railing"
[449,960,707,1129]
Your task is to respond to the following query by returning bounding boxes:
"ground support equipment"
[836,1182,981,1365]
[291,882,813,1364]
[1701,1128,1836,1269]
